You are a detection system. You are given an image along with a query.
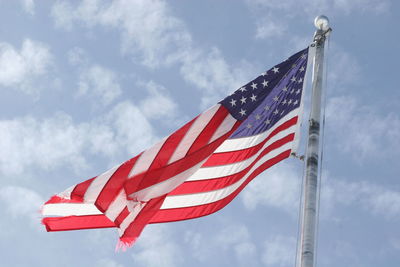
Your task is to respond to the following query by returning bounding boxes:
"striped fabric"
[42,47,312,249]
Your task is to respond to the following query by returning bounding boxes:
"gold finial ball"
[314,15,329,30]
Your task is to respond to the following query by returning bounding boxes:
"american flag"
[42,47,310,249]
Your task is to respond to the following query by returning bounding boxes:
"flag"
[42,47,311,249]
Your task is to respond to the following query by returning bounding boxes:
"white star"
[282,86,288,92]
[296,89,301,95]
[273,109,279,115]
[262,80,269,87]
[265,119,271,125]
[288,99,293,105]
[264,105,270,111]
[239,109,246,116]
[298,78,303,83]
[291,76,297,82]
[239,86,246,92]
[282,99,287,105]
[246,123,252,129]
[261,71,267,76]
[301,53,307,59]
[255,114,261,120]
[250,94,257,102]
[251,82,257,90]
[293,100,299,105]
[229,99,237,106]
[273,96,279,102]
[240,96,247,104]
[272,67,279,73]
[290,89,295,94]
[300,66,305,72]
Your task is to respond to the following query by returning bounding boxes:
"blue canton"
[219,48,309,138]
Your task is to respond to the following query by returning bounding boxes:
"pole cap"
[314,15,329,30]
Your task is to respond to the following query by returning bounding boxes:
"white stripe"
[208,113,236,144]
[128,136,167,178]
[128,158,209,202]
[57,185,74,200]
[160,142,293,209]
[291,46,313,154]
[187,125,296,181]
[118,202,145,235]
[42,203,102,216]
[215,109,299,153]
[168,104,221,164]
[84,165,119,202]
[105,189,127,221]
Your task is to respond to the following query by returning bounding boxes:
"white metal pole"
[299,15,331,267]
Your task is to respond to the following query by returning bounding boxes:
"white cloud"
[241,163,301,213]
[325,95,400,159]
[179,47,253,109]
[52,0,191,68]
[132,225,183,267]
[51,0,253,109]
[262,235,296,267]
[78,64,122,105]
[0,39,52,95]
[21,0,35,15]
[248,0,389,16]
[68,47,88,66]
[0,186,43,229]
[255,18,286,40]
[247,0,390,41]
[139,81,179,121]
[185,223,258,265]
[322,178,400,220]
[0,101,157,176]
[96,258,125,267]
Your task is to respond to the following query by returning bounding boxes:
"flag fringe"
[115,237,137,252]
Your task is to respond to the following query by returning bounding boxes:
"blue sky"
[0,1,399,266]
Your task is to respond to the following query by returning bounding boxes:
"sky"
[0,0,399,266]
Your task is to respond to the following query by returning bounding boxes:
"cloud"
[0,101,157,177]
[51,0,253,109]
[255,18,286,40]
[78,64,122,105]
[322,177,400,220]
[246,0,390,41]
[262,235,296,267]
[21,0,35,15]
[184,223,258,265]
[325,95,400,159]
[241,163,301,213]
[0,39,52,95]
[139,81,179,121]
[132,225,183,267]
[96,258,125,267]
[0,186,44,229]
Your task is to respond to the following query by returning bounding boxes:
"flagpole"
[299,15,331,267]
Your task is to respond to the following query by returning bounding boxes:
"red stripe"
[203,116,298,167]
[42,215,115,231]
[119,195,167,244]
[94,155,139,212]
[114,207,130,227]
[169,133,295,195]
[149,149,291,223]
[186,106,229,155]
[71,177,96,202]
[147,117,196,170]
[124,121,241,196]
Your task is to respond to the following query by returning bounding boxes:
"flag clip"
[291,152,305,161]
